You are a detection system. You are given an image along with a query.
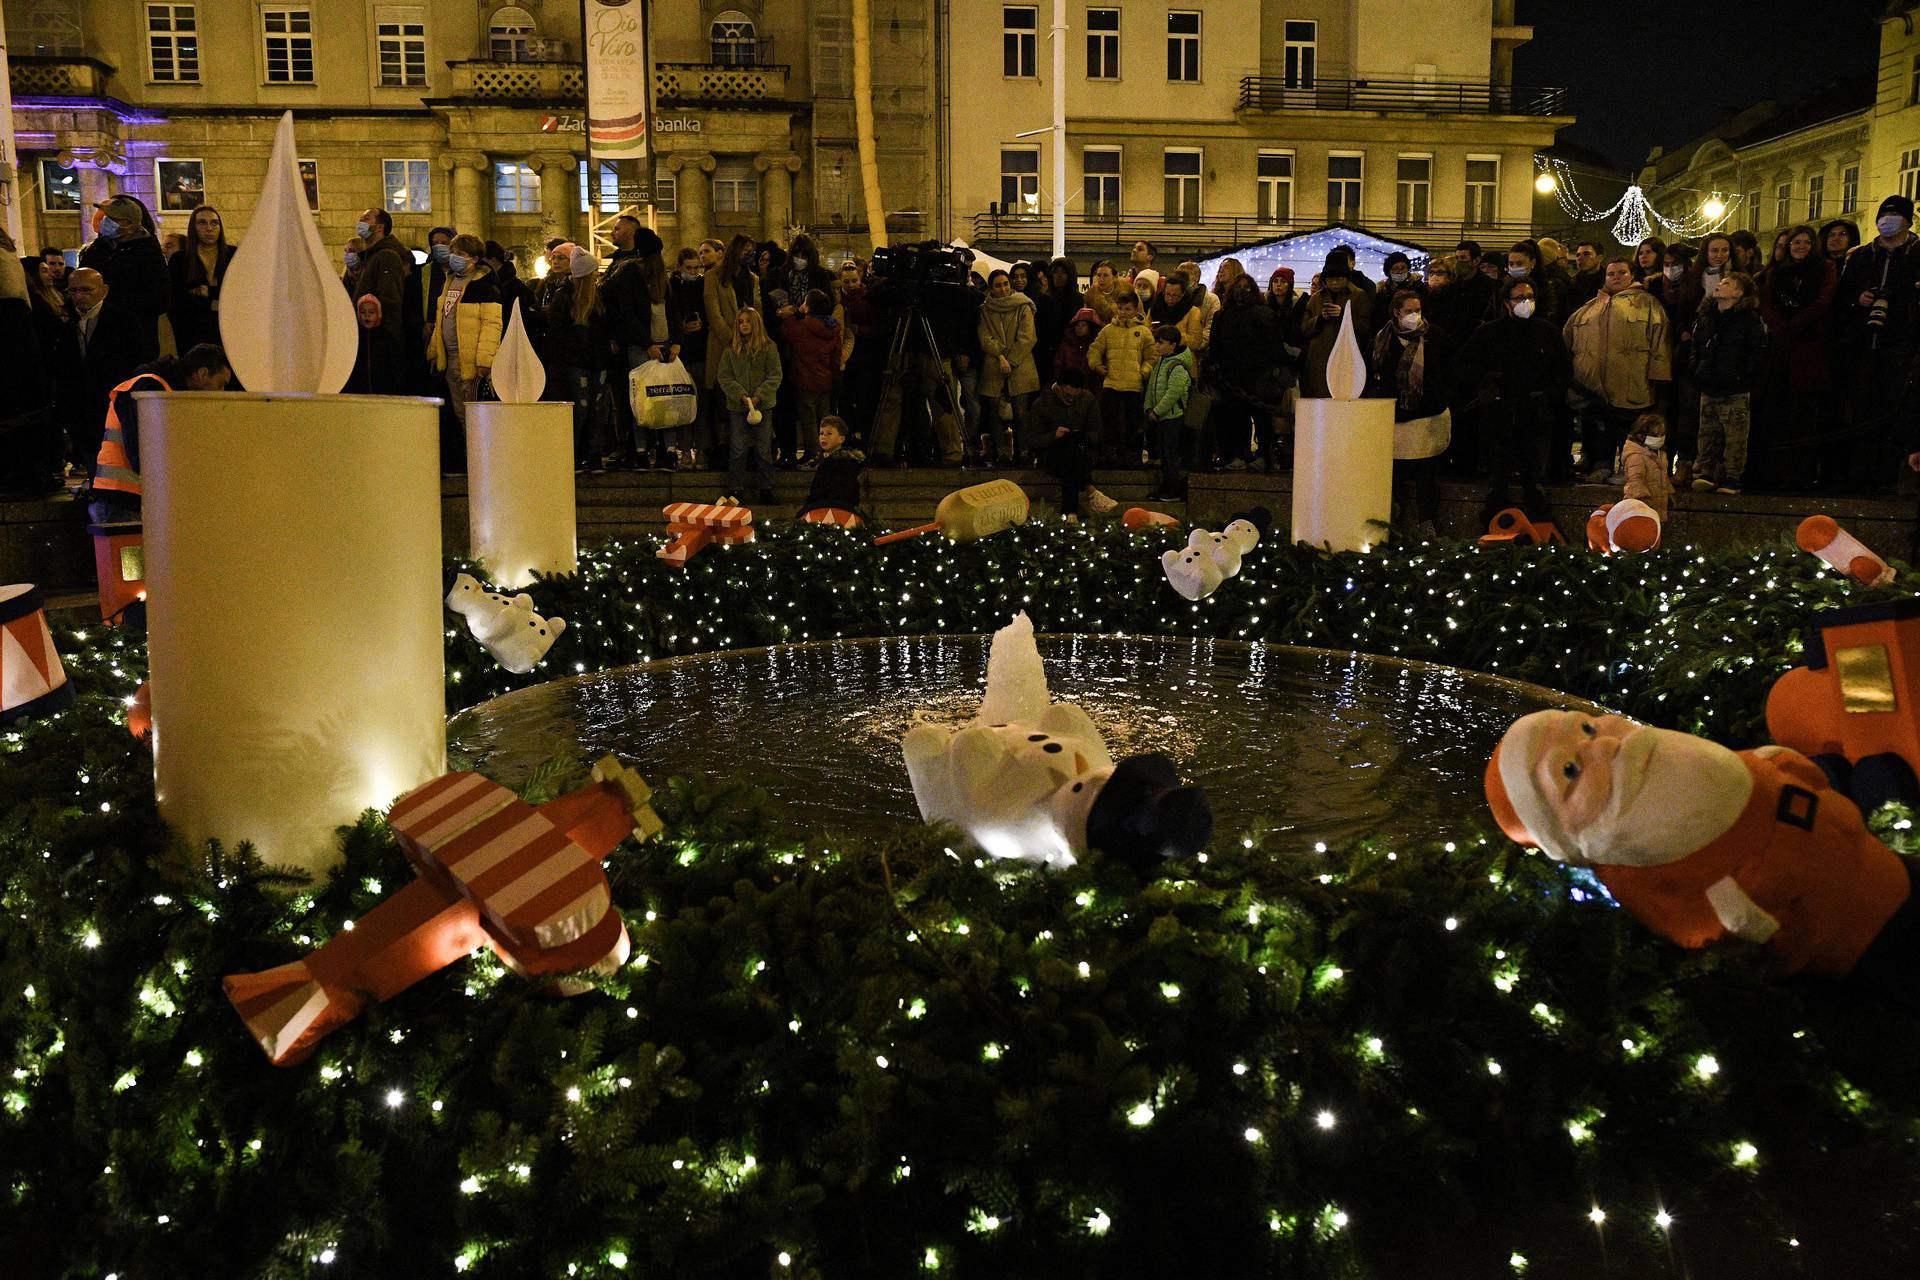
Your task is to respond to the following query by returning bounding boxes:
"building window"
[580,159,619,214]
[1163,148,1202,222]
[1902,149,1920,205]
[814,14,852,94]
[1396,155,1432,226]
[1166,11,1200,83]
[1001,146,1041,215]
[262,6,315,83]
[1465,156,1499,226]
[375,6,427,87]
[488,5,537,62]
[1843,163,1860,212]
[714,159,760,213]
[20,0,85,56]
[1257,150,1293,223]
[1328,152,1363,224]
[494,160,540,214]
[653,171,677,215]
[1004,7,1036,77]
[1087,8,1119,79]
[711,11,757,65]
[1775,180,1792,228]
[1084,147,1121,219]
[38,159,82,212]
[1283,20,1316,89]
[383,158,431,213]
[1744,187,1760,232]
[1910,52,1920,107]
[1807,173,1825,222]
[147,4,200,83]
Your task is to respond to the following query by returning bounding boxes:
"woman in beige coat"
[703,232,762,390]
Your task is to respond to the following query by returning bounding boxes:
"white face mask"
[1389,269,1409,283]
[1879,215,1907,238]
[1641,434,1665,451]
[1662,264,1684,280]
[1511,299,1535,319]
[1397,312,1424,332]
[1507,265,1529,278]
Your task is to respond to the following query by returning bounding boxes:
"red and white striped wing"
[387,772,612,953]
[661,501,753,529]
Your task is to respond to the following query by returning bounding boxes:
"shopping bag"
[629,358,698,430]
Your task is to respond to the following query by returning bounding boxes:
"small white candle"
[464,301,577,588]
[1292,303,1395,553]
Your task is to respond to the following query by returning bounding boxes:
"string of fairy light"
[1534,155,1741,247]
[4,524,1893,1276]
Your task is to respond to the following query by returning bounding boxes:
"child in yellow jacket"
[1086,293,1157,466]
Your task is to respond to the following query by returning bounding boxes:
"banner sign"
[583,0,650,161]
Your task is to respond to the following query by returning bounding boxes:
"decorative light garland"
[1535,156,1740,247]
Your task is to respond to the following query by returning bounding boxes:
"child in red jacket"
[781,289,841,466]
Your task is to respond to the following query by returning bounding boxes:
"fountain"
[449,636,1601,850]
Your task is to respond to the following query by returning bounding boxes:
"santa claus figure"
[1485,710,1917,982]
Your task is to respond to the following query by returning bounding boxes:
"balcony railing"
[654,61,790,103]
[448,59,584,100]
[1237,76,1567,117]
[966,210,1541,259]
[9,55,114,98]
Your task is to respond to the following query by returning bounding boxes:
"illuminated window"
[382,158,430,213]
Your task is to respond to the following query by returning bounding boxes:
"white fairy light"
[1535,156,1740,245]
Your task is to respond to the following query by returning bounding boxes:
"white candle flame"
[490,300,547,404]
[1326,299,1367,402]
[218,112,357,393]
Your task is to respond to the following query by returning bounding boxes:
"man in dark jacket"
[1839,194,1920,490]
[1688,273,1768,494]
[1455,276,1572,523]
[79,195,169,364]
[484,241,541,347]
[1568,241,1606,311]
[603,216,678,466]
[1026,367,1113,519]
[1207,275,1286,470]
[352,207,413,349]
[58,267,147,474]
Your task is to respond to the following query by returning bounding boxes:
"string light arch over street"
[1534,156,1741,247]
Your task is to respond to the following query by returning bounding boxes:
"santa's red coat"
[1597,749,1911,976]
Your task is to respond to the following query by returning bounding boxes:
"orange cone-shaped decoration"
[0,584,76,726]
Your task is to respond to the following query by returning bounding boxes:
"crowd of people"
[12,189,1920,535]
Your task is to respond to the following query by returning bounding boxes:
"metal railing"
[1237,75,1567,116]
[966,211,1541,259]
[654,61,791,103]
[9,55,114,98]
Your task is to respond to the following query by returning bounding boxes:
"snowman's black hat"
[1086,754,1213,875]
[1228,506,1272,537]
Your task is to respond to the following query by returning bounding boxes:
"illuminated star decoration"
[1534,156,1740,247]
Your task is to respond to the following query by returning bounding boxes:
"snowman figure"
[902,613,1212,871]
[1162,507,1271,601]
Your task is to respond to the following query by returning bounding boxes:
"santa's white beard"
[1567,727,1752,867]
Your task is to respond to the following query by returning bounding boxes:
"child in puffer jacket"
[1621,410,1673,521]
[1054,306,1102,390]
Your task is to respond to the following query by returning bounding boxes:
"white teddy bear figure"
[445,572,567,674]
[1161,507,1271,601]
[902,613,1211,872]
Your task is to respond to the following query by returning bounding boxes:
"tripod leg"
[916,311,964,464]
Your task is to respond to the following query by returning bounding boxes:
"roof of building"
[1644,75,1876,184]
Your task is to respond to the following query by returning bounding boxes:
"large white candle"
[465,301,577,588]
[142,111,446,880]
[142,392,446,878]
[1291,302,1396,553]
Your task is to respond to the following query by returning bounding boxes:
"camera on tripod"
[870,243,971,288]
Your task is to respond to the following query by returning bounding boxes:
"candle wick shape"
[490,300,547,404]
[217,111,358,393]
[1326,300,1367,402]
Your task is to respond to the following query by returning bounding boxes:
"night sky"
[1515,0,1885,173]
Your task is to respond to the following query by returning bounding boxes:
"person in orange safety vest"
[88,342,232,524]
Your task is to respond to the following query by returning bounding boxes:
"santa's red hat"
[1484,712,1578,861]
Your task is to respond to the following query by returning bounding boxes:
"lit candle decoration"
[463,301,578,588]
[141,111,445,879]
[1291,302,1395,553]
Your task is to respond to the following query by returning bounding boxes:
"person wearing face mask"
[78,195,169,364]
[1455,277,1571,525]
[1493,240,1565,329]
[1365,290,1454,538]
[350,207,415,353]
[1687,271,1768,495]
[1838,194,1920,491]
[425,233,502,464]
[1757,225,1837,492]
[1373,253,1424,335]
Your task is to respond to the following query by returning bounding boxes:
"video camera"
[869,243,972,287]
